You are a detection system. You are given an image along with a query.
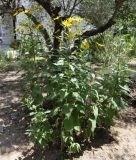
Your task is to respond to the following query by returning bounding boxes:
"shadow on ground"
[16,128,117,160]
[0,71,31,158]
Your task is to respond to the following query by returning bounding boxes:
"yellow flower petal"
[62,17,75,27]
[62,20,72,27]
[81,40,90,49]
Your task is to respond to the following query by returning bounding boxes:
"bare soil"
[0,70,136,160]
[0,71,32,160]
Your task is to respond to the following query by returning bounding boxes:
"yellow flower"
[62,20,72,27]
[68,17,75,23]
[62,17,75,27]
[24,10,32,15]
[96,42,104,47]
[81,40,90,49]
[62,17,83,28]
[35,23,44,30]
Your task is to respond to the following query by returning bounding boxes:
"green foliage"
[79,0,115,26]
[23,41,129,153]
[19,32,46,59]
[0,49,21,71]
[14,0,133,155]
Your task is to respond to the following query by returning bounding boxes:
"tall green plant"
[24,46,129,153]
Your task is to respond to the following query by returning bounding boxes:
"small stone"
[0,126,4,133]
[10,112,18,120]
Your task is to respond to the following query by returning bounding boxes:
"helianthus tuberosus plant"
[0,0,132,155]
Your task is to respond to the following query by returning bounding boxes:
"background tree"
[0,0,130,57]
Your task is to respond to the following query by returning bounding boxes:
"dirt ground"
[0,71,136,160]
[0,71,32,160]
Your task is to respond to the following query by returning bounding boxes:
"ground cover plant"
[0,0,136,157]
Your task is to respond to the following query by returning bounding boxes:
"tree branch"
[70,0,126,53]
[34,0,64,54]
[69,0,84,16]
[10,6,52,50]
[34,0,60,19]
[24,10,52,50]
[69,0,78,16]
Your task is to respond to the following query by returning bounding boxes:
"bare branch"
[34,0,60,19]
[69,0,84,16]
[62,0,66,12]
[69,0,78,16]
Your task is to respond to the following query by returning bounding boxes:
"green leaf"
[63,135,74,143]
[54,58,64,66]
[44,110,51,114]
[70,78,79,88]
[119,98,128,110]
[69,143,81,153]
[64,117,74,131]
[50,107,60,117]
[89,118,97,133]
[111,98,118,107]
[92,89,99,100]
[91,73,95,79]
[62,104,73,118]
[38,138,43,145]
[74,125,80,132]
[64,110,80,132]
[59,89,69,101]
[76,105,85,114]
[47,92,58,100]
[69,64,75,72]
[72,110,80,131]
[111,97,128,109]
[73,92,84,104]
[32,85,41,95]
[119,85,130,92]
[59,73,64,78]
[92,105,98,119]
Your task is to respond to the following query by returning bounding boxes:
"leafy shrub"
[16,6,130,154]
[23,45,129,153]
